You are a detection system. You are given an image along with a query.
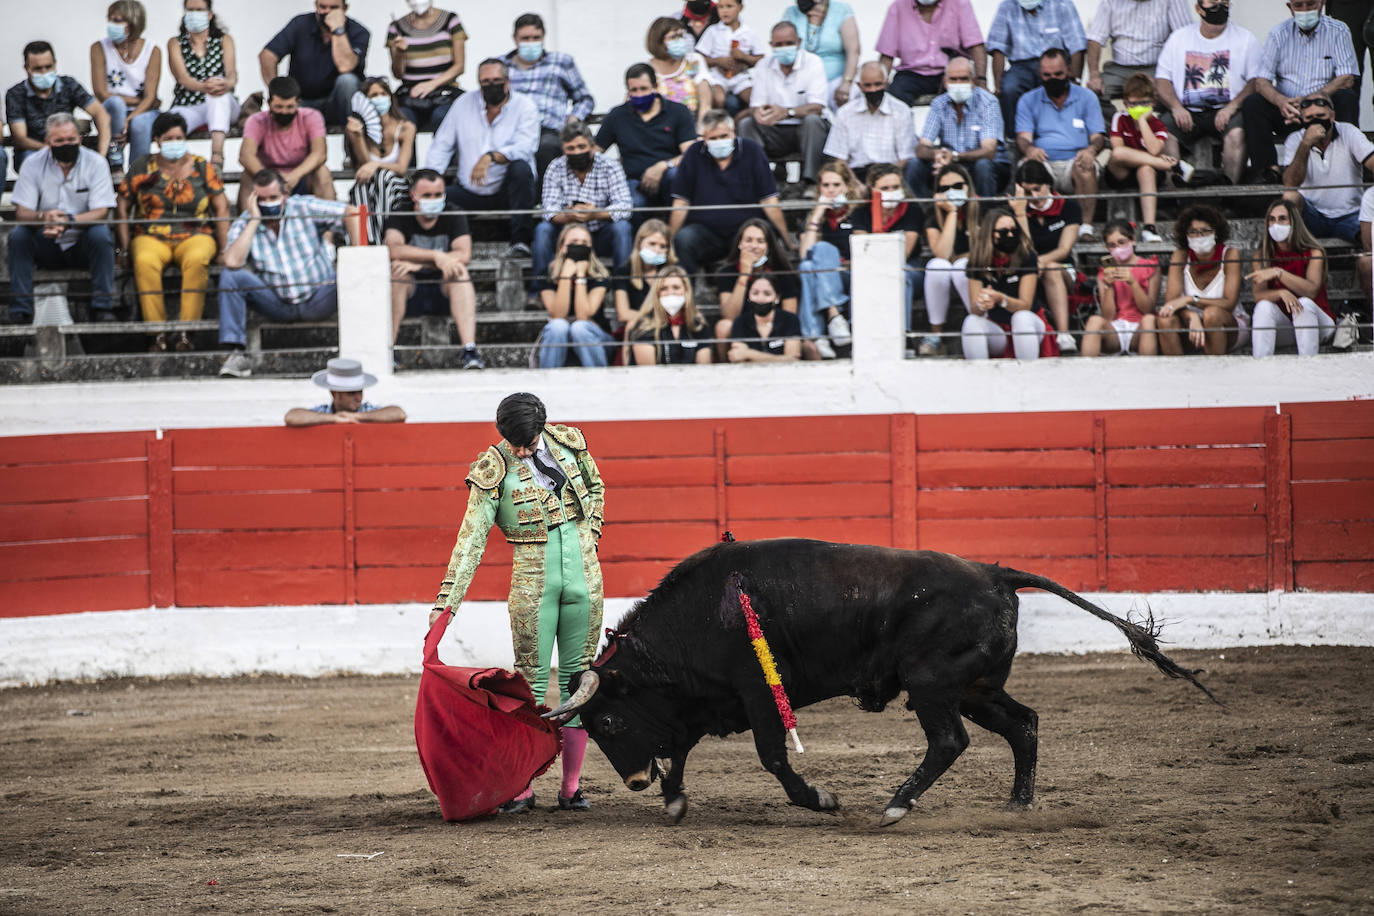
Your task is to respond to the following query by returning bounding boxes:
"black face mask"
[863,88,886,109]
[566,151,593,172]
[52,143,80,165]
[271,110,296,128]
[316,12,329,29]
[1042,76,1070,97]
[480,83,507,106]
[566,244,591,262]
[1199,3,1229,25]
[1304,116,1334,136]
[751,299,776,317]
[687,0,711,13]
[796,0,817,12]
[994,231,1020,254]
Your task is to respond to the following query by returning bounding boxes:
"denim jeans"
[627,166,678,212]
[301,73,363,128]
[216,267,338,346]
[998,60,1041,140]
[888,70,944,106]
[102,96,161,163]
[0,146,7,191]
[906,153,1010,199]
[1301,198,1361,245]
[7,224,116,316]
[539,317,613,368]
[798,241,849,338]
[531,219,635,281]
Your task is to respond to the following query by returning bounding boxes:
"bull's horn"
[540,671,600,720]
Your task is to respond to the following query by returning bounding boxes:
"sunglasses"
[939,181,968,191]
[1300,98,1333,109]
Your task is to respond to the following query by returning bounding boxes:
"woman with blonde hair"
[1248,197,1336,357]
[797,159,861,356]
[536,224,615,368]
[628,265,714,365]
[92,0,162,171]
[613,219,677,328]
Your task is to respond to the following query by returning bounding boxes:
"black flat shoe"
[557,790,589,811]
[497,793,535,814]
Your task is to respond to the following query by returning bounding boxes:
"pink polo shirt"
[242,107,327,171]
[875,0,984,76]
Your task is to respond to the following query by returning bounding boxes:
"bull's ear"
[593,668,623,695]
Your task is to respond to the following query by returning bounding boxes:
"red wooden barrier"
[1,402,1371,617]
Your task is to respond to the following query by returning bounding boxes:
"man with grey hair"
[822,62,915,181]
[738,21,830,190]
[908,56,1008,197]
[6,112,117,325]
[532,118,633,279]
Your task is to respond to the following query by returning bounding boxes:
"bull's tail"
[998,567,1221,705]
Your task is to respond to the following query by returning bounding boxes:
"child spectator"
[1009,159,1080,353]
[728,274,802,362]
[798,160,862,358]
[628,265,715,365]
[648,16,713,130]
[1105,73,1177,243]
[962,208,1052,361]
[1156,204,1246,356]
[1082,220,1160,357]
[852,163,925,336]
[1248,198,1335,357]
[614,220,676,330]
[920,163,981,356]
[536,224,614,368]
[697,0,763,113]
[713,219,799,353]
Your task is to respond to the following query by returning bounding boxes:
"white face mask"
[823,192,847,205]
[1187,234,1216,255]
[406,0,432,13]
[659,294,686,316]
[880,189,904,204]
[1268,223,1292,243]
[947,83,974,104]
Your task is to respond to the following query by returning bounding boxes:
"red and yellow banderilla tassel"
[735,583,804,754]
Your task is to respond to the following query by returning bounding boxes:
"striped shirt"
[505,50,595,132]
[387,10,466,90]
[986,0,1087,62]
[1085,0,1195,66]
[1258,15,1359,98]
[824,92,918,169]
[227,196,348,304]
[540,152,633,228]
[920,87,1005,154]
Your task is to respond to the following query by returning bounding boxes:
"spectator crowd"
[2,0,1369,371]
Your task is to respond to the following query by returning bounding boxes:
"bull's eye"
[598,714,624,736]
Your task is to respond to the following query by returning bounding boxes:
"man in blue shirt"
[908,57,1009,198]
[595,64,698,215]
[260,0,370,127]
[504,13,595,179]
[987,0,1087,139]
[1015,48,1106,235]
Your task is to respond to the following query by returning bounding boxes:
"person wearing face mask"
[628,265,715,365]
[1105,74,1178,243]
[876,0,986,106]
[909,56,1008,199]
[237,76,332,212]
[986,0,1087,141]
[260,0,369,128]
[1009,160,1081,352]
[851,163,925,337]
[504,13,596,180]
[798,161,861,357]
[739,22,831,190]
[7,113,117,327]
[1281,91,1374,244]
[647,16,715,131]
[824,62,916,184]
[6,41,112,178]
[614,220,678,329]
[386,0,467,131]
[533,119,634,287]
[729,274,803,361]
[1154,0,1261,187]
[1244,0,1360,184]
[1082,220,1160,357]
[536,224,616,368]
[962,208,1054,360]
[117,112,229,352]
[91,0,162,174]
[344,77,415,244]
[1156,205,1246,356]
[384,170,483,368]
[698,0,765,115]
[424,59,540,260]
[1015,47,1105,240]
[1083,0,1192,128]
[714,219,801,355]
[785,0,860,109]
[167,0,241,174]
[1247,198,1336,357]
[595,64,699,214]
[920,163,981,355]
[216,169,361,378]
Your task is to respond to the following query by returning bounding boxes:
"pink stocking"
[560,726,588,797]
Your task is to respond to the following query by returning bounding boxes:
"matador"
[429,392,605,813]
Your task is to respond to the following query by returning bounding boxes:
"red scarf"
[1028,194,1066,219]
[825,207,849,231]
[668,312,685,327]
[878,202,909,234]
[1188,243,1223,272]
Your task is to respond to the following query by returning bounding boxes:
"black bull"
[546,538,1216,826]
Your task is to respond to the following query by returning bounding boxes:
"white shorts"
[1045,156,1102,193]
[1111,318,1139,354]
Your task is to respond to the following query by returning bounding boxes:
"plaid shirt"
[1258,15,1359,98]
[987,0,1087,62]
[505,50,594,132]
[4,76,95,141]
[227,196,347,304]
[823,92,917,169]
[541,152,632,228]
[920,87,1005,154]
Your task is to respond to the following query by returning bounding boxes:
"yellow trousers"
[131,234,218,322]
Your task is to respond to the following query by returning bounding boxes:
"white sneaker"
[814,337,837,359]
[1078,223,1095,239]
[1056,332,1078,353]
[1141,227,1164,244]
[917,334,943,356]
[1176,160,1196,183]
[826,313,851,346]
[219,351,252,377]
[1332,313,1359,350]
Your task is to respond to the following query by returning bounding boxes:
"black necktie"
[531,450,567,494]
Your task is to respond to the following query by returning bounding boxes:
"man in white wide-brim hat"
[284,357,407,426]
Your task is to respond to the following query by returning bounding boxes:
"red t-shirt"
[242,107,327,170]
[1110,110,1167,151]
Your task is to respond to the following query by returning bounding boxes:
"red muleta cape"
[413,611,562,821]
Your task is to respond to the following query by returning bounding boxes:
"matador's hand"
[428,607,448,627]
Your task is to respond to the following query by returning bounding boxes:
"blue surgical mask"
[665,37,689,59]
[706,138,734,159]
[517,41,543,62]
[639,246,667,266]
[1018,0,1043,9]
[773,45,799,66]
[107,22,128,43]
[944,187,968,207]
[369,95,391,116]
[31,71,58,91]
[159,140,188,160]
[417,197,445,216]
[947,83,974,104]
[258,201,283,217]
[1293,9,1320,29]
[183,10,211,32]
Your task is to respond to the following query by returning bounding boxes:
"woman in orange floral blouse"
[117,111,229,351]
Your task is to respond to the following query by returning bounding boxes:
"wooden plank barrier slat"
[918,517,1097,557]
[0,460,150,504]
[174,466,344,493]
[1104,407,1268,447]
[0,537,149,580]
[916,449,1095,488]
[1283,400,1374,441]
[173,426,346,467]
[1108,556,1268,592]
[1295,561,1374,591]
[1293,520,1374,562]
[719,415,890,455]
[0,431,150,465]
[722,517,892,547]
[175,530,345,570]
[1108,516,1268,557]
[0,499,149,543]
[727,482,892,520]
[173,491,344,530]
[1291,439,1374,481]
[1291,480,1374,522]
[917,412,1095,450]
[916,488,1095,520]
[176,567,345,607]
[1107,486,1264,517]
[727,452,892,485]
[353,489,467,528]
[0,574,151,617]
[1106,446,1266,487]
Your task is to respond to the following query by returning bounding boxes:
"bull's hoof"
[1003,798,1033,812]
[814,787,840,812]
[664,795,688,824]
[878,805,910,828]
